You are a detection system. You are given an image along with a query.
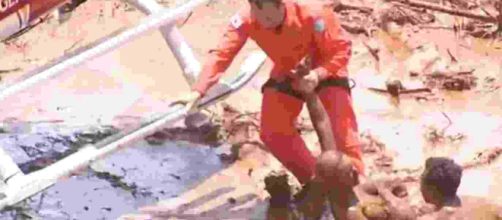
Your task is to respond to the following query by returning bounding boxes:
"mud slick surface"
[0,122,228,220]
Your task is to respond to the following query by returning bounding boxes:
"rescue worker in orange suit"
[176,0,364,218]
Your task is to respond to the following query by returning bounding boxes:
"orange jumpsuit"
[192,0,364,184]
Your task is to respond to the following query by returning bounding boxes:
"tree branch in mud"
[462,147,502,169]
[447,49,458,63]
[362,41,380,62]
[341,23,370,35]
[334,3,374,14]
[440,111,453,134]
[0,68,21,74]
[386,0,497,23]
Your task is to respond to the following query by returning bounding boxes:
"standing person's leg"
[260,88,317,184]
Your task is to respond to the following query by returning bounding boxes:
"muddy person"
[175,0,365,218]
[356,157,502,220]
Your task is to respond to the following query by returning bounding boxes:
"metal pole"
[0,0,209,103]
[125,0,201,85]
[0,147,23,184]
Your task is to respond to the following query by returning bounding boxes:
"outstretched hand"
[170,90,202,114]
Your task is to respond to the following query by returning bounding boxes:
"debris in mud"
[465,21,501,38]
[264,170,293,204]
[0,68,21,74]
[478,76,500,93]
[378,4,435,27]
[374,154,394,172]
[463,147,502,169]
[424,69,478,91]
[424,112,465,145]
[386,79,405,97]
[92,170,152,199]
[360,131,386,154]
[227,197,237,204]
[145,103,261,149]
[386,0,497,23]
[336,7,376,36]
[334,3,374,14]
[145,123,223,147]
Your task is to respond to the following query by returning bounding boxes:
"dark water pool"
[0,123,226,220]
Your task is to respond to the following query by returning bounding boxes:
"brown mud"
[0,0,501,219]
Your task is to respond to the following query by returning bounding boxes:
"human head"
[248,0,285,29]
[420,157,462,206]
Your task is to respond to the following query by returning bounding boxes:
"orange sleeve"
[191,12,249,95]
[310,9,352,80]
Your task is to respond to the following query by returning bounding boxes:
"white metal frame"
[0,0,264,210]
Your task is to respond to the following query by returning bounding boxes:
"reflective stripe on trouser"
[260,85,364,184]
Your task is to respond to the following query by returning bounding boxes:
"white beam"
[0,147,23,184]
[0,0,209,103]
[125,0,201,85]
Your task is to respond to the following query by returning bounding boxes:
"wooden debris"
[425,69,478,91]
[362,41,380,62]
[367,81,432,95]
[463,147,502,169]
[447,49,458,63]
[334,3,374,14]
[379,4,436,26]
[386,0,497,23]
[341,23,369,35]
[0,68,21,74]
[337,8,374,36]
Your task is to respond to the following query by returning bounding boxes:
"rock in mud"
[264,170,293,205]
[361,201,389,220]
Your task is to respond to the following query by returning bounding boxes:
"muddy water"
[0,123,226,220]
[350,29,502,205]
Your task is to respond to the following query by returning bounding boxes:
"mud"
[0,0,501,219]
[0,122,226,220]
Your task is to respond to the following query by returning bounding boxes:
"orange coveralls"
[192,0,364,184]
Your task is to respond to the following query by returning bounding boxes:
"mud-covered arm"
[304,93,336,152]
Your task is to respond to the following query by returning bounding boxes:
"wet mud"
[0,122,226,220]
